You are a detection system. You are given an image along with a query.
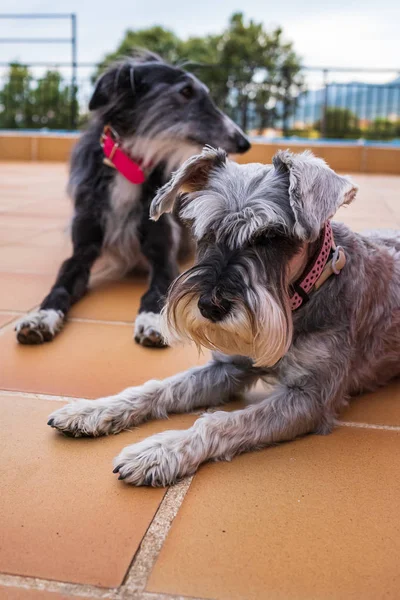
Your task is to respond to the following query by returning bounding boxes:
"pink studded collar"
[289,221,346,311]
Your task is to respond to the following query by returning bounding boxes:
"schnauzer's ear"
[273,150,358,240]
[89,63,136,111]
[150,146,227,220]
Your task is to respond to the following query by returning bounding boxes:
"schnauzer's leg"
[113,384,327,486]
[16,215,103,344]
[134,215,179,347]
[47,354,257,437]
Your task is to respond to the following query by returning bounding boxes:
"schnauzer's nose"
[198,295,231,322]
[234,133,251,154]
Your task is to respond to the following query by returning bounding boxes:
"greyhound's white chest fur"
[101,174,146,276]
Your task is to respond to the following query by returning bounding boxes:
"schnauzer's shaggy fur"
[15,52,249,347]
[48,149,400,486]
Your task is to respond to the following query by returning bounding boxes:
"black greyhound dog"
[15,51,250,347]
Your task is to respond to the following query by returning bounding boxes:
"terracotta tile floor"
[0,162,399,600]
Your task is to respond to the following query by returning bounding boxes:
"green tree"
[32,70,77,129]
[315,107,361,139]
[95,14,304,132]
[365,117,399,140]
[212,13,304,130]
[0,64,77,130]
[0,63,33,128]
[96,26,183,77]
[216,13,275,127]
[273,48,305,136]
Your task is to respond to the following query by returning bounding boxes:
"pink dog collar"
[290,221,346,311]
[100,125,148,184]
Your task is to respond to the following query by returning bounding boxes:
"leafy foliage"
[97,13,304,131]
[365,117,400,140]
[0,14,304,132]
[0,63,77,130]
[0,64,33,128]
[314,107,361,139]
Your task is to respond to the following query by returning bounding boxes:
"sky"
[0,0,399,86]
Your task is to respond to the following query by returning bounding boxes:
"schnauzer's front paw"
[15,309,64,345]
[134,312,167,348]
[47,398,127,437]
[113,429,199,486]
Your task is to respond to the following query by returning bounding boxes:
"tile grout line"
[120,477,194,597]
[69,317,133,326]
[0,389,399,431]
[0,389,88,403]
[339,421,400,431]
[0,389,204,599]
[0,479,209,600]
[0,316,19,330]
[0,305,41,335]
[139,593,213,600]
[0,573,119,599]
[0,269,62,275]
[0,313,133,327]
[0,423,398,591]
[0,573,210,600]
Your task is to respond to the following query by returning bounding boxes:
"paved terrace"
[0,162,399,600]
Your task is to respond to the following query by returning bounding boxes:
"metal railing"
[244,67,400,140]
[0,13,78,129]
[0,63,399,140]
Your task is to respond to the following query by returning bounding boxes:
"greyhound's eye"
[180,85,195,99]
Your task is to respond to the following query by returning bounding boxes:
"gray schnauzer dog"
[47,148,400,486]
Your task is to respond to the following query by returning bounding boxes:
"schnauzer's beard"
[162,271,293,368]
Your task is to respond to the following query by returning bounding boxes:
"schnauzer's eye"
[250,232,282,249]
[180,85,195,99]
[251,233,271,246]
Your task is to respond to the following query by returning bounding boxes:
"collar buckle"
[101,125,120,169]
[100,124,119,147]
[331,245,345,275]
[290,221,346,311]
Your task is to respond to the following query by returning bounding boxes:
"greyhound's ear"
[273,150,358,241]
[130,48,164,63]
[89,63,136,111]
[150,146,227,220]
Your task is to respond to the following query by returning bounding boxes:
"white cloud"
[284,8,400,71]
[0,0,398,84]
